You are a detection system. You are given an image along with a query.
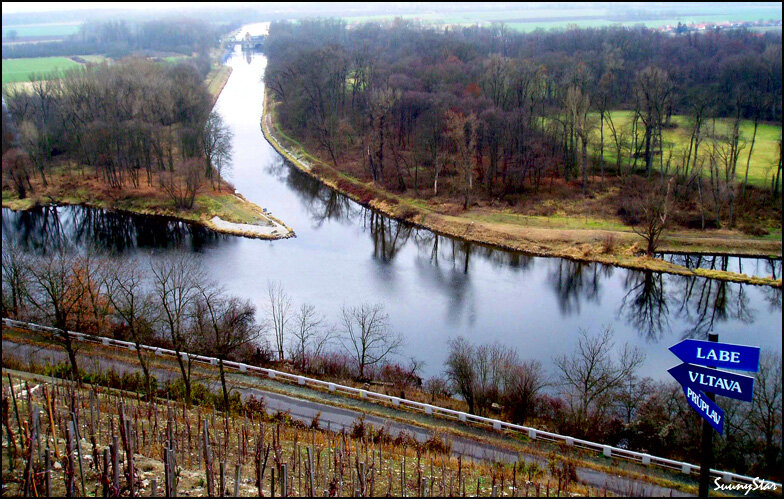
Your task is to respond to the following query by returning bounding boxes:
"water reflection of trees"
[548,260,613,315]
[1,206,223,254]
[264,158,779,341]
[663,253,783,280]
[269,160,360,227]
[364,210,412,263]
[618,270,669,341]
[670,273,755,339]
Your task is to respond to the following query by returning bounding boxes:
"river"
[2,33,781,382]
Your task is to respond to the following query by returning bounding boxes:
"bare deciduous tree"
[196,284,261,410]
[150,254,205,406]
[160,158,204,210]
[104,259,157,398]
[632,178,673,256]
[747,351,782,476]
[288,302,331,373]
[502,359,547,425]
[339,303,402,380]
[200,111,233,189]
[553,326,645,432]
[267,280,292,362]
[1,239,32,319]
[445,336,478,414]
[25,252,87,379]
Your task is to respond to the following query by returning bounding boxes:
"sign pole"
[699,332,718,497]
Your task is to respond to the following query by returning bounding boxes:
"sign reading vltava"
[668,363,755,402]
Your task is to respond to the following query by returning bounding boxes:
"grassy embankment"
[2,61,294,240]
[2,325,703,496]
[262,92,781,287]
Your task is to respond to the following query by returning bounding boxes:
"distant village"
[658,19,782,34]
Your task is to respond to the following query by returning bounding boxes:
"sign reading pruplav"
[682,384,724,434]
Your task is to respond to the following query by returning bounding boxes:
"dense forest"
[2,18,237,59]
[265,20,782,235]
[2,58,232,209]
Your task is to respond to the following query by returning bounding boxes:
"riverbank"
[1,164,294,240]
[261,92,781,287]
[2,60,295,240]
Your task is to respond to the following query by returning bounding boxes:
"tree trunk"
[742,117,758,199]
[219,358,229,411]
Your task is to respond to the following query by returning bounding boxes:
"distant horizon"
[3,2,782,17]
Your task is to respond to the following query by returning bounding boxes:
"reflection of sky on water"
[3,46,780,381]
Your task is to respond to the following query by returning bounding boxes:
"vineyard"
[1,369,604,497]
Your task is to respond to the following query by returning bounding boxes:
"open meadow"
[1,56,81,85]
[589,111,782,187]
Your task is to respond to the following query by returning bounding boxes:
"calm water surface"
[3,39,781,380]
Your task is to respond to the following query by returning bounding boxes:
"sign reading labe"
[669,339,760,372]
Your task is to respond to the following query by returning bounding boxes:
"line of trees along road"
[2,58,233,209]
[265,20,782,233]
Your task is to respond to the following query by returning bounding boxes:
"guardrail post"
[240,364,247,373]
[425,407,433,415]
[493,422,501,430]
[297,376,305,386]
[528,429,536,439]
[641,454,651,465]
[458,414,466,422]
[328,383,335,392]
[682,464,691,474]
[565,438,574,446]
[603,446,612,458]
[268,372,276,379]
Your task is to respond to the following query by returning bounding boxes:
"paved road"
[3,337,692,496]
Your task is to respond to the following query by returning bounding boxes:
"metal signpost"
[668,334,761,497]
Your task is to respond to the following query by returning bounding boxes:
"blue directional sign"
[669,339,760,372]
[668,363,755,402]
[682,384,724,434]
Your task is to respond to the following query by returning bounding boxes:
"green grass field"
[2,22,80,39]
[590,111,781,187]
[1,56,81,85]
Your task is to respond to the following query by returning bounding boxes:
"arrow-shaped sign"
[669,339,760,372]
[682,384,724,434]
[668,363,755,402]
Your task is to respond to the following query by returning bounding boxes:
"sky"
[0,2,251,14]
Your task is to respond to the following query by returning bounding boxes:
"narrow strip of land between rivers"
[2,331,695,496]
[261,92,781,288]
